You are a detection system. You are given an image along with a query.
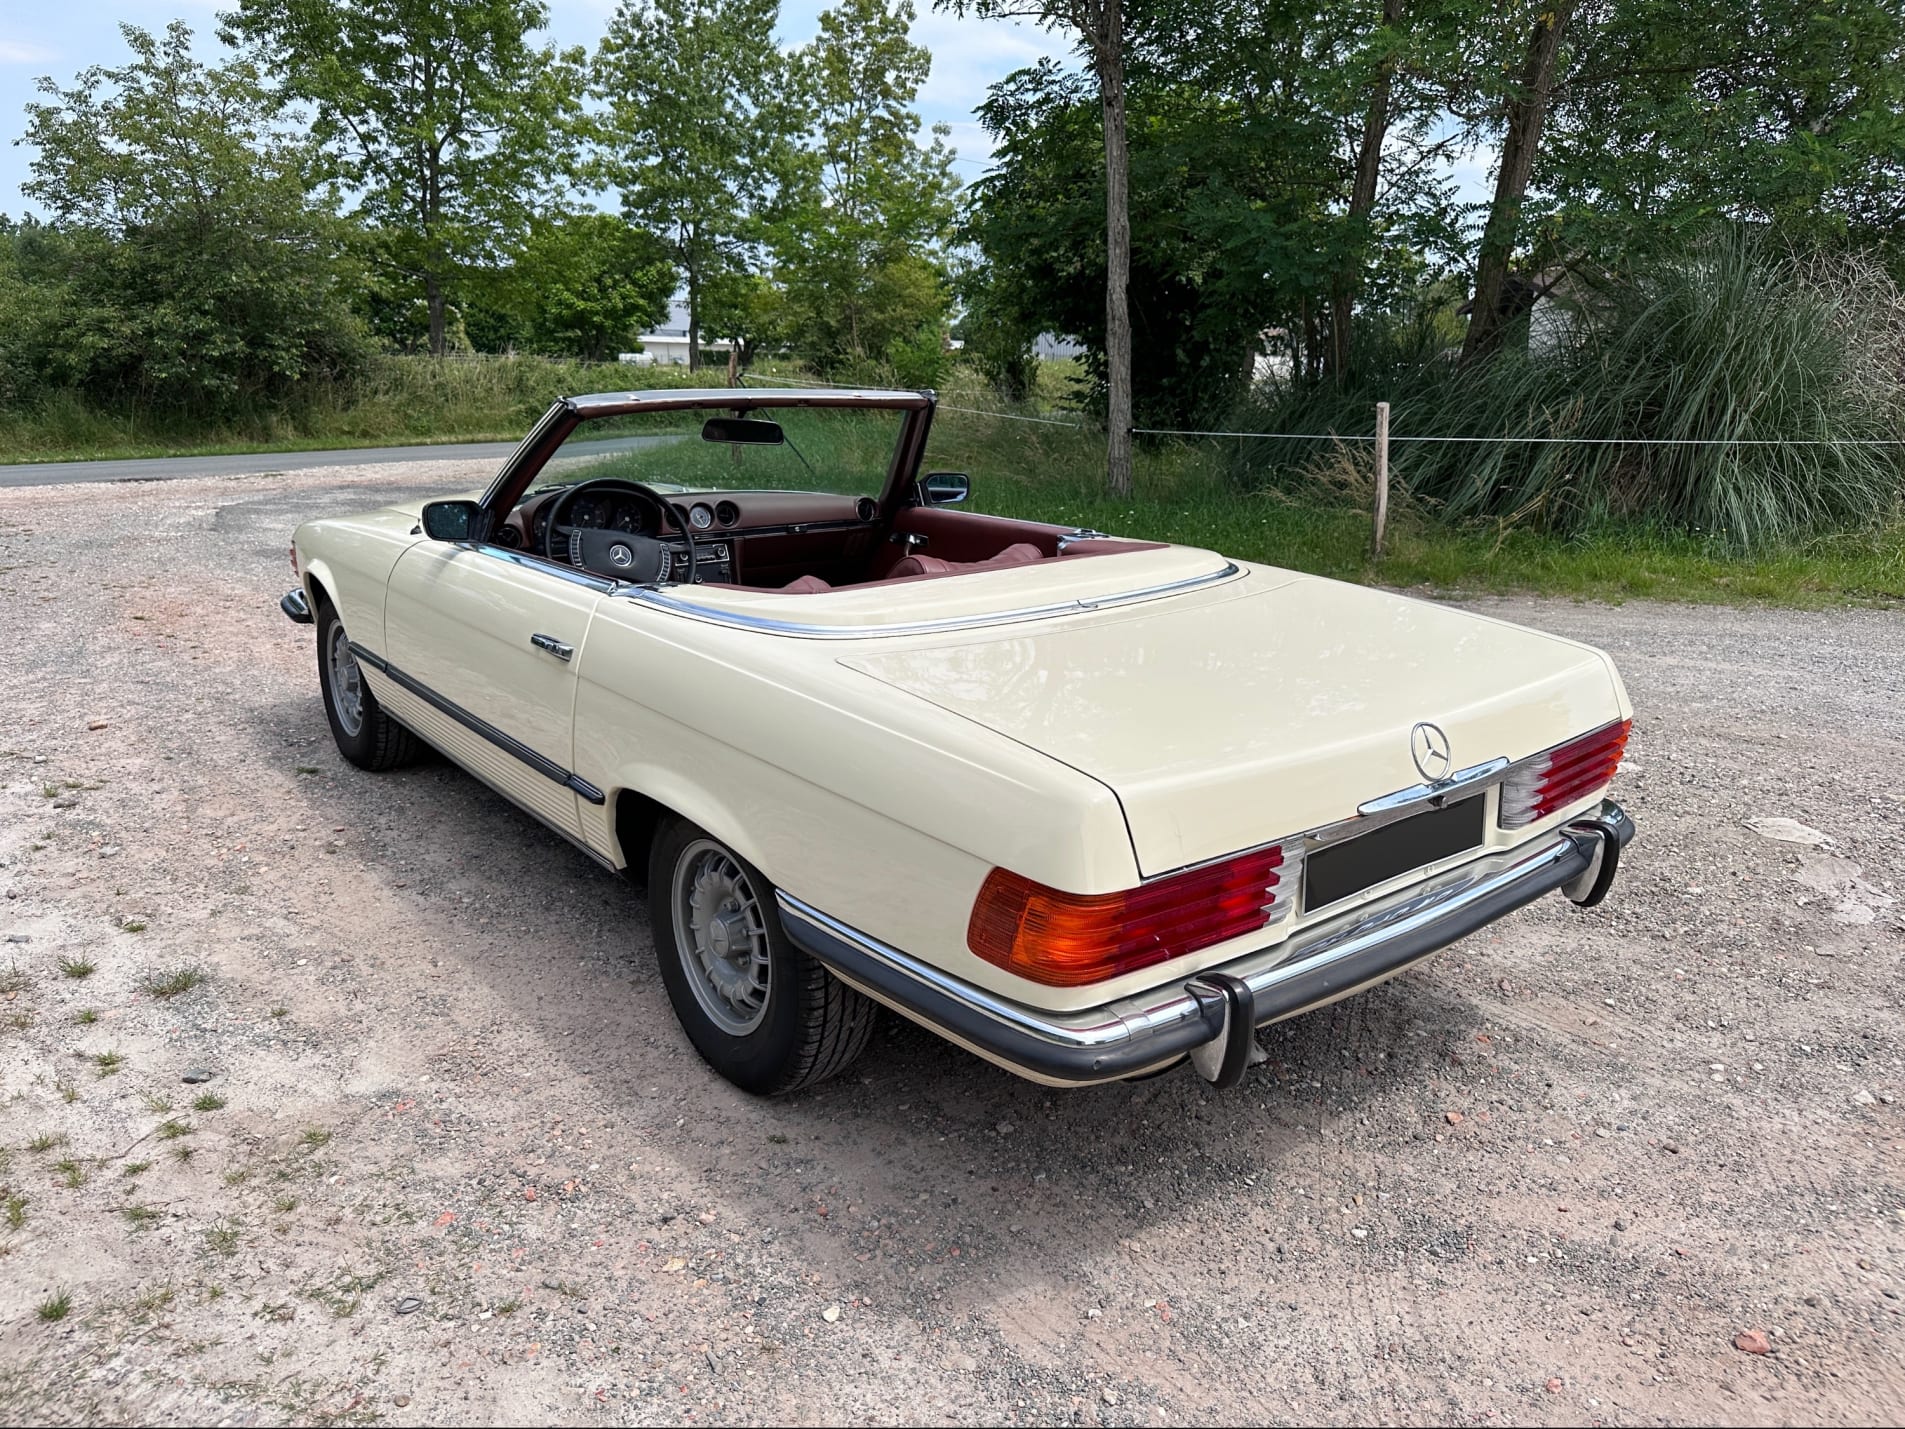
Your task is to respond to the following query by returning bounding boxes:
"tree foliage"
[773,0,959,375]
[222,0,583,355]
[591,0,796,370]
[3,22,363,414]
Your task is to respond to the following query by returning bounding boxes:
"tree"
[222,0,583,357]
[11,22,362,412]
[591,0,794,371]
[943,0,1136,495]
[1540,0,1905,265]
[508,213,674,360]
[774,0,958,374]
[1461,0,1576,362]
[962,63,1336,425]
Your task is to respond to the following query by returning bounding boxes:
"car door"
[381,542,609,841]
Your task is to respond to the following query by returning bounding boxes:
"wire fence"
[743,372,1905,447]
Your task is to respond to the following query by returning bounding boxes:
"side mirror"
[420,499,488,542]
[921,471,971,506]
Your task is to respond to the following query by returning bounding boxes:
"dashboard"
[497,484,883,588]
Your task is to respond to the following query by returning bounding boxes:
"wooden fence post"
[1372,400,1391,560]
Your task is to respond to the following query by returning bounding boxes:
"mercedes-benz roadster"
[282,388,1634,1094]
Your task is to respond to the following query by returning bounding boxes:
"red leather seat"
[780,574,833,594]
[888,542,1044,580]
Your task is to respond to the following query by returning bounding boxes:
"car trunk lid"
[841,572,1625,878]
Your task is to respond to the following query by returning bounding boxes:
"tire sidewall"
[315,600,378,766]
[649,818,807,1094]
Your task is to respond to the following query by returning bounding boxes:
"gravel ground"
[0,463,1901,1427]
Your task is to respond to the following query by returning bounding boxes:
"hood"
[842,573,1629,877]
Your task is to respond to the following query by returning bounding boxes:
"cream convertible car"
[282,388,1634,1095]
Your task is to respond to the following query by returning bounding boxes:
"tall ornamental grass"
[1233,235,1905,549]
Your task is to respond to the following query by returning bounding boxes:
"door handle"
[530,633,573,662]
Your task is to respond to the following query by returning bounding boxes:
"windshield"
[529,404,909,498]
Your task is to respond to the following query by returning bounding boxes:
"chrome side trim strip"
[613,562,1244,639]
[778,825,1587,1052]
[1356,756,1511,817]
[350,641,605,806]
[461,543,623,594]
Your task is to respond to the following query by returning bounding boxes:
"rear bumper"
[779,799,1634,1088]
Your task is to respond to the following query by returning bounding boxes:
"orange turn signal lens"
[967,846,1287,987]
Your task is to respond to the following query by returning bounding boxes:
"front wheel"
[649,816,877,1095]
[315,599,421,771]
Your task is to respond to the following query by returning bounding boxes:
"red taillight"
[289,542,300,577]
[1499,719,1631,829]
[967,844,1297,987]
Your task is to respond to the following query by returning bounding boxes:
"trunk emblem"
[1411,722,1453,781]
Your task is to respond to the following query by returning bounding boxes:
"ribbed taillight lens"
[1499,719,1631,829]
[967,843,1300,987]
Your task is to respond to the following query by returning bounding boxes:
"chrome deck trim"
[613,562,1244,639]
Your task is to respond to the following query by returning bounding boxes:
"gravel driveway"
[0,463,1901,1427]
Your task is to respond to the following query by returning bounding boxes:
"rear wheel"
[315,598,420,771]
[649,816,877,1094]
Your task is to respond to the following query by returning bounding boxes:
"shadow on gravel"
[241,691,1492,1275]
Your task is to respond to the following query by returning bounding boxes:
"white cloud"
[0,40,55,64]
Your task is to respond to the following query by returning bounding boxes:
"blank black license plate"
[1305,796,1486,913]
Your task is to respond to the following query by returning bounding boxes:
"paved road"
[0,439,528,489]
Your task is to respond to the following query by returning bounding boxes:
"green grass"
[58,957,95,980]
[5,1194,25,1230]
[141,967,205,1000]
[91,1050,125,1078]
[926,395,1905,607]
[191,1092,227,1113]
[0,355,715,466]
[4,341,1898,605]
[72,1008,98,1026]
[25,1132,65,1154]
[36,1289,70,1322]
[54,1158,86,1188]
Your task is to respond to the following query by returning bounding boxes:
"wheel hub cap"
[673,842,770,1036]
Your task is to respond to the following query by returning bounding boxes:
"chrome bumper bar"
[281,588,314,624]
[778,800,1634,1088]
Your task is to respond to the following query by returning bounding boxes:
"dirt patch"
[0,467,1901,1425]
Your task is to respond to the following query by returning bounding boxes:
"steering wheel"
[541,478,699,585]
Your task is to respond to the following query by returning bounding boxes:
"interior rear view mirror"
[702,416,785,445]
[921,471,971,506]
[420,499,487,542]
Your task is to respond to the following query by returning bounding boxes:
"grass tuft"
[58,956,96,980]
[141,966,205,999]
[191,1092,227,1112]
[72,1008,98,1026]
[36,1288,71,1322]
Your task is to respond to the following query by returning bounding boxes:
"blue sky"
[0,0,1071,214]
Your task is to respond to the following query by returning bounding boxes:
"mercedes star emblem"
[1410,721,1453,782]
[609,544,634,569]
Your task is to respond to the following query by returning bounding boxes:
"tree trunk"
[687,264,701,373]
[1462,0,1575,363]
[1330,0,1403,382]
[426,272,447,358]
[1096,0,1134,498]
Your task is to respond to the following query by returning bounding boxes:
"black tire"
[649,815,877,1095]
[315,596,421,772]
